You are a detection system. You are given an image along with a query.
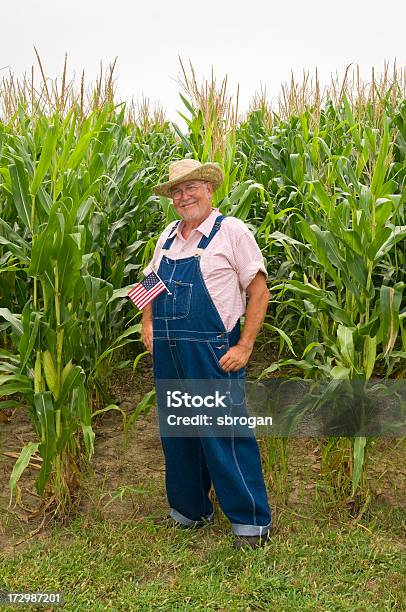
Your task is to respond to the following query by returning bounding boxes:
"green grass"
[1,499,405,611]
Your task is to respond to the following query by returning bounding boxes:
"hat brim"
[153,163,224,198]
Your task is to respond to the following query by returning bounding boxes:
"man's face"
[170,180,213,223]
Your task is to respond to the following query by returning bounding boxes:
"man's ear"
[206,181,214,195]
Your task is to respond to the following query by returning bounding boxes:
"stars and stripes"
[127,271,168,310]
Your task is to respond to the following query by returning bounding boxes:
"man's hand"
[219,271,269,372]
[141,303,153,353]
[219,343,253,372]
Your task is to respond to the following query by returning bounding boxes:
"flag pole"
[152,266,172,295]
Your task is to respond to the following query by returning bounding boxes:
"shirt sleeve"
[233,229,268,290]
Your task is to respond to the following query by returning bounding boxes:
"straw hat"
[154,159,224,198]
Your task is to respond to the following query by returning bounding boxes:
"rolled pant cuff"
[170,508,214,527]
[231,520,272,536]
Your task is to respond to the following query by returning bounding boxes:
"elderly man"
[141,159,272,549]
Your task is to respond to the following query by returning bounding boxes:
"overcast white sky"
[1,0,405,122]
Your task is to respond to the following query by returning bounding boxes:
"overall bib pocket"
[154,280,193,320]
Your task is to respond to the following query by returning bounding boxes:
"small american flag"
[127,271,168,310]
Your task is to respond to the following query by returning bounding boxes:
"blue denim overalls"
[152,215,272,536]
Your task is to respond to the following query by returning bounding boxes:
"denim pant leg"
[161,436,213,523]
[153,338,214,524]
[199,433,272,535]
[177,339,272,536]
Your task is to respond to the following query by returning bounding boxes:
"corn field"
[0,58,405,518]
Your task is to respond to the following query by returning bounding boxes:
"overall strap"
[197,215,226,250]
[162,221,181,250]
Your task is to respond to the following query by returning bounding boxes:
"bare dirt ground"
[1,350,405,555]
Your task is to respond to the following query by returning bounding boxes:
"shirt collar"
[176,208,219,239]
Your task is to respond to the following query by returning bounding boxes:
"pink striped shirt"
[143,208,268,331]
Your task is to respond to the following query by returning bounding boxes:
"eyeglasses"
[170,182,205,201]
